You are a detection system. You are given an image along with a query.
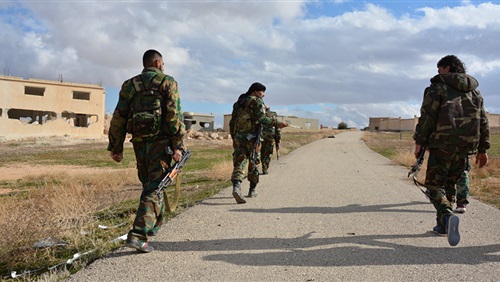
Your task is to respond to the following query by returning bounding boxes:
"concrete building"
[0,75,105,139]
[223,114,319,132]
[183,112,215,132]
[368,116,419,131]
[369,113,500,131]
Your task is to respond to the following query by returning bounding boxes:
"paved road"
[68,131,500,281]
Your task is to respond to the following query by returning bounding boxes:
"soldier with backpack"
[108,49,185,253]
[229,82,287,203]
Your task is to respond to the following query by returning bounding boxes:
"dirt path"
[67,131,500,281]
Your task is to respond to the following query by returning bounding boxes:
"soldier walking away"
[413,55,490,246]
[108,49,185,252]
[260,106,281,175]
[229,82,287,203]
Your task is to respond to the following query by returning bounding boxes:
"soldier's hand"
[277,122,288,129]
[476,152,488,168]
[414,144,422,159]
[110,152,123,163]
[173,149,182,162]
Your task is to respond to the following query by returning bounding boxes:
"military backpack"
[126,74,166,138]
[233,95,258,133]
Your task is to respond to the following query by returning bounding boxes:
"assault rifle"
[274,134,280,160]
[251,125,262,166]
[155,148,191,199]
[407,146,429,197]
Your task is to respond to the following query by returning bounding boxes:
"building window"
[8,109,56,124]
[24,86,45,96]
[62,111,98,127]
[73,91,90,100]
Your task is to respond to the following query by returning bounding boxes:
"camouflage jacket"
[229,93,278,140]
[262,109,281,141]
[413,73,490,154]
[107,67,185,153]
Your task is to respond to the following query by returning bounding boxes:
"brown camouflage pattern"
[414,73,490,154]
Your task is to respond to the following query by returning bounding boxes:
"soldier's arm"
[229,103,238,138]
[477,93,491,153]
[252,99,277,127]
[162,78,185,150]
[413,85,442,146]
[107,81,131,154]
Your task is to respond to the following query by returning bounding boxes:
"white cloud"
[1,1,499,128]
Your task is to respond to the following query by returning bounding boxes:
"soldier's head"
[437,55,466,74]
[143,49,164,71]
[246,82,266,98]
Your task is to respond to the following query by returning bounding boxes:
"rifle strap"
[412,171,444,199]
[163,171,182,213]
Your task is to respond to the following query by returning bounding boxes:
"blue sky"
[2,0,500,129]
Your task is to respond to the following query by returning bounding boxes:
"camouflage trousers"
[260,138,274,173]
[425,148,468,226]
[231,138,259,184]
[453,156,471,206]
[130,139,172,242]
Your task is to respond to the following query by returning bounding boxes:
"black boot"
[232,180,246,204]
[247,182,258,197]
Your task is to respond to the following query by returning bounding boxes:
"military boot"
[232,180,246,204]
[247,182,258,198]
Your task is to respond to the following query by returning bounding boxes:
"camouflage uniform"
[414,72,490,227]
[229,87,279,201]
[260,109,281,174]
[108,67,185,243]
[455,156,471,206]
[445,156,471,206]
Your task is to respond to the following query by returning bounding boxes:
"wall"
[183,112,215,132]
[0,75,105,139]
[369,113,500,131]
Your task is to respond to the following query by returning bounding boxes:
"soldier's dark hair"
[246,82,266,94]
[437,55,466,73]
[143,49,163,67]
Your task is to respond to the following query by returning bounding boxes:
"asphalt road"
[67,131,500,282]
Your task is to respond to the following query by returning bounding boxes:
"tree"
[337,121,348,130]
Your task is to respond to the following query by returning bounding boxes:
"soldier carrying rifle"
[108,49,185,253]
[260,106,282,174]
[229,82,288,204]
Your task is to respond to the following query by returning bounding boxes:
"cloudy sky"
[2,0,500,129]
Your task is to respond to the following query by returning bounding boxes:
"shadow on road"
[228,201,434,214]
[151,233,500,267]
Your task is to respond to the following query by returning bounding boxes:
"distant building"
[183,112,215,132]
[223,114,319,132]
[368,116,419,131]
[369,113,500,131]
[488,113,500,128]
[0,75,105,139]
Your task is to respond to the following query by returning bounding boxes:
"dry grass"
[205,160,233,181]
[363,131,500,209]
[0,169,139,272]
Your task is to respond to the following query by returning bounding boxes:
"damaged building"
[0,75,105,139]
